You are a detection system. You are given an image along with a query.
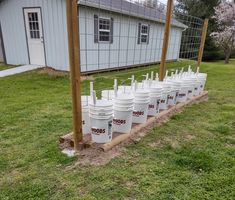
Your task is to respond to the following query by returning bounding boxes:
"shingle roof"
[78,0,187,29]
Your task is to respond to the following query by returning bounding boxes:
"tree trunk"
[224,51,231,64]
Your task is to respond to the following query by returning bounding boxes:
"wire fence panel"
[78,0,204,96]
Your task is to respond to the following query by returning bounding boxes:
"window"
[28,12,40,39]
[138,23,150,44]
[141,24,148,43]
[94,15,113,43]
[99,18,111,42]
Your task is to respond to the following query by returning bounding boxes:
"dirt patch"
[184,134,196,141]
[37,67,94,80]
[65,147,122,169]
[38,67,69,77]
[148,139,162,148]
[80,75,95,81]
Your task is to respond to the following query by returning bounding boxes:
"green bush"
[203,50,225,61]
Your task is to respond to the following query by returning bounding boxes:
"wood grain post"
[66,0,83,151]
[159,0,174,81]
[197,18,209,69]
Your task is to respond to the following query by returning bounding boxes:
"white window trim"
[140,24,149,44]
[98,17,111,43]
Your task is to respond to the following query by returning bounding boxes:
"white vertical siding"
[79,7,183,72]
[0,0,69,70]
[0,0,183,72]
[0,33,3,62]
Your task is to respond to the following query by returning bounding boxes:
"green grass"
[0,60,234,199]
[0,62,16,71]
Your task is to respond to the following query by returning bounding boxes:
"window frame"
[28,12,40,39]
[140,23,149,44]
[98,17,111,43]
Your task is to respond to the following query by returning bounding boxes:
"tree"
[175,0,222,61]
[210,1,235,63]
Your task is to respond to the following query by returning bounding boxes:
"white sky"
[159,0,168,4]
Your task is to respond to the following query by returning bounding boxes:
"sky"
[159,0,168,4]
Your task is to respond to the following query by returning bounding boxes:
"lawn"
[0,60,234,199]
[0,62,15,71]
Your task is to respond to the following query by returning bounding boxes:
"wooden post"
[159,0,174,81]
[197,18,209,68]
[66,0,83,151]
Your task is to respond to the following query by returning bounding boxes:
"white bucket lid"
[90,114,113,120]
[134,100,150,104]
[134,96,150,100]
[90,109,113,115]
[197,73,207,77]
[114,105,133,111]
[150,94,162,98]
[89,99,113,107]
[134,89,150,96]
[114,99,134,104]
[115,93,134,101]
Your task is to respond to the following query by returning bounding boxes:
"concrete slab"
[0,65,43,78]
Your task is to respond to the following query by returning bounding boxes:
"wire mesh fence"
[78,0,204,96]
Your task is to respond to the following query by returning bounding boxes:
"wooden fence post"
[66,0,83,151]
[197,18,209,68]
[159,0,174,81]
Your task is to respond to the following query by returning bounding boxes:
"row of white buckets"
[81,67,207,143]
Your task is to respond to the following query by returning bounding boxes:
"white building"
[0,0,186,72]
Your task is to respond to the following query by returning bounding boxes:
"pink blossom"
[210,1,235,63]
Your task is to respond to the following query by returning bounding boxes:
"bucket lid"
[89,99,113,107]
[114,105,133,111]
[90,110,113,115]
[115,93,134,101]
[134,101,150,104]
[90,114,113,120]
[134,89,150,97]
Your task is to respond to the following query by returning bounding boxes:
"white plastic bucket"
[193,81,201,96]
[89,100,113,143]
[197,74,207,94]
[165,82,178,106]
[148,85,162,116]
[182,79,195,99]
[157,82,171,110]
[101,90,116,100]
[177,86,189,103]
[112,93,134,133]
[113,109,133,134]
[159,92,168,110]
[118,86,133,93]
[90,114,113,143]
[114,93,134,102]
[89,100,113,109]
[82,105,90,135]
[114,101,133,107]
[166,80,181,104]
[132,102,149,124]
[148,96,161,116]
[167,91,177,106]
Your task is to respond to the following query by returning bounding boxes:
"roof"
[78,0,187,29]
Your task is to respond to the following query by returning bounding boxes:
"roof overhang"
[78,0,187,29]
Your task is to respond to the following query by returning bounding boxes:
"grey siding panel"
[79,7,182,72]
[0,0,182,72]
[0,0,69,70]
[0,33,3,62]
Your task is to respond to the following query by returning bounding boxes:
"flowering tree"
[210,0,235,63]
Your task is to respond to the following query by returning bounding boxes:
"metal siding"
[0,0,182,72]
[0,0,69,70]
[79,7,182,72]
[0,33,3,62]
